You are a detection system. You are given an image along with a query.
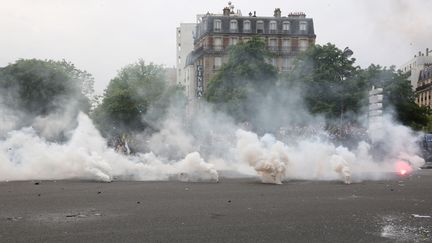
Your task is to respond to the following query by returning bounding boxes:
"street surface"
[1,170,431,242]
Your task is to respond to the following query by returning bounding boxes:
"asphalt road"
[1,170,431,243]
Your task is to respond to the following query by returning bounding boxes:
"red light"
[396,161,412,176]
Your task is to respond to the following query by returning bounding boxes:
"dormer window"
[214,19,222,32]
[230,20,238,32]
[256,20,264,34]
[203,19,207,31]
[282,21,290,32]
[243,20,251,32]
[300,21,307,31]
[269,21,277,33]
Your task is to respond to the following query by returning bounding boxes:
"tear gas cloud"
[0,72,425,184]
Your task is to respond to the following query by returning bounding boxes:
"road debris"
[412,214,431,218]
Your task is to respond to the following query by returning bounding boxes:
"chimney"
[427,48,429,56]
[253,11,256,17]
[274,8,281,18]
[223,7,230,16]
[419,51,422,57]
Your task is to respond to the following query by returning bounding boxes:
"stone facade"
[416,66,432,108]
[176,23,197,93]
[185,4,316,101]
[401,48,432,90]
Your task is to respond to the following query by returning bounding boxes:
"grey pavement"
[0,170,431,242]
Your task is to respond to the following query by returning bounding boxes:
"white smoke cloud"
[0,81,425,185]
[233,113,425,184]
[0,113,219,182]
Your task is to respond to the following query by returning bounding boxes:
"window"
[214,57,222,69]
[299,39,309,51]
[268,38,278,51]
[230,20,238,32]
[271,58,277,67]
[256,20,264,33]
[243,20,251,32]
[229,37,239,46]
[269,21,277,33]
[214,19,222,32]
[282,39,291,52]
[283,58,291,71]
[300,21,307,31]
[282,21,290,32]
[213,37,223,50]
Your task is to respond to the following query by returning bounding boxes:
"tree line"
[0,39,429,147]
[207,37,429,131]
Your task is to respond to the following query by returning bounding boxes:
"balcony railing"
[281,47,291,53]
[268,46,279,52]
[213,45,224,51]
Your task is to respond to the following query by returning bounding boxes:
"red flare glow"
[396,161,412,176]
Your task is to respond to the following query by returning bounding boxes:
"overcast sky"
[1,0,431,93]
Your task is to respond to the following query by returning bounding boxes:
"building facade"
[401,48,432,90]
[176,23,197,95]
[416,66,432,108]
[185,3,316,102]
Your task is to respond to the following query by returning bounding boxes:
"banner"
[196,65,203,98]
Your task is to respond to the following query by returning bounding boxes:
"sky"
[1,0,431,93]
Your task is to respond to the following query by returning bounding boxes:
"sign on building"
[196,65,203,98]
[368,87,383,130]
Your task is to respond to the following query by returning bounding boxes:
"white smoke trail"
[235,129,354,184]
[0,100,424,185]
[235,130,288,184]
[233,114,425,184]
[0,113,218,182]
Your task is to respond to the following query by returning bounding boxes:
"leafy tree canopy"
[206,37,278,122]
[285,43,367,121]
[0,59,94,116]
[359,64,429,130]
[92,59,184,138]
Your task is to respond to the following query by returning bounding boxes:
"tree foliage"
[359,64,429,129]
[285,43,367,121]
[92,59,184,138]
[0,59,94,116]
[206,37,278,122]
[286,44,428,130]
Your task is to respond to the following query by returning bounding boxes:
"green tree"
[0,59,93,116]
[359,64,429,130]
[206,37,277,122]
[92,59,184,138]
[286,43,366,121]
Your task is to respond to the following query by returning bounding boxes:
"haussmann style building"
[416,65,432,108]
[400,48,432,108]
[401,48,432,90]
[179,2,316,107]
